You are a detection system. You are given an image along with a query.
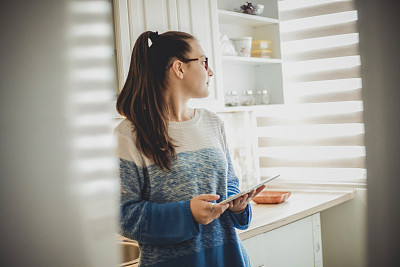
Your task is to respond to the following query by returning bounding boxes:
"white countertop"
[238,189,355,240]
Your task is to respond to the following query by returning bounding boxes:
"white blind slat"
[282,21,359,42]
[260,156,365,168]
[258,134,365,147]
[283,43,360,62]
[280,11,358,33]
[260,167,366,183]
[285,87,362,103]
[280,0,355,21]
[286,65,361,83]
[257,110,363,126]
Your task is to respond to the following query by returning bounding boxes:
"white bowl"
[253,4,264,15]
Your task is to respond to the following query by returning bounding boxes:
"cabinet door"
[113,0,224,109]
[242,214,322,267]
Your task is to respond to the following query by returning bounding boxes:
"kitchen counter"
[238,189,355,240]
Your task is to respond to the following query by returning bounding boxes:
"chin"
[192,88,209,99]
[201,89,210,98]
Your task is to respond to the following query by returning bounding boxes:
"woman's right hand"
[190,194,229,225]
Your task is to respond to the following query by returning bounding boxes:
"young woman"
[114,31,265,267]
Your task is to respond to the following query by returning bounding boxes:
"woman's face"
[180,40,214,99]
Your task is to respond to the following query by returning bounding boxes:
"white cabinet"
[216,0,285,109]
[242,213,323,267]
[113,0,224,109]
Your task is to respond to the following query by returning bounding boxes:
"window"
[257,0,366,187]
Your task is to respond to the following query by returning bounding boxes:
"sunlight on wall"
[70,22,113,37]
[67,1,119,266]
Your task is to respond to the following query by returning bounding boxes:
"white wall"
[320,189,367,267]
[355,1,400,266]
[319,1,400,266]
[0,1,119,266]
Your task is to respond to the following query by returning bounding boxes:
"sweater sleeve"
[116,129,200,245]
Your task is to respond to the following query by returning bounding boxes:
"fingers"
[254,185,266,196]
[198,202,228,225]
[190,195,229,225]
[227,187,268,214]
[197,194,221,202]
[210,203,215,212]
[247,190,256,200]
[212,202,229,214]
[228,192,254,213]
[238,192,253,203]
[228,197,247,214]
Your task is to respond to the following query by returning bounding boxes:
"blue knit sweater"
[114,109,251,267]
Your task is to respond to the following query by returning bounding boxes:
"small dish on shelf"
[252,190,291,204]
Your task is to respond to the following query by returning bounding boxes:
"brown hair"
[116,31,195,171]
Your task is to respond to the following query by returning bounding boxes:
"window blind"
[257,0,366,186]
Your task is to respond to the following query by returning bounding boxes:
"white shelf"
[218,10,279,27]
[221,55,282,65]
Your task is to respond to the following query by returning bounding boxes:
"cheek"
[192,71,207,85]
[200,70,209,82]
[193,74,209,96]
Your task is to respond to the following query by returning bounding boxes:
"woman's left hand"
[228,185,266,213]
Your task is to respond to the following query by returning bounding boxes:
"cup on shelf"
[231,37,252,57]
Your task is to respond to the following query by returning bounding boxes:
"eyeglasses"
[180,56,209,71]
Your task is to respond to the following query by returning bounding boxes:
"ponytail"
[116,31,195,171]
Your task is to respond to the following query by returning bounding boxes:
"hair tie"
[148,31,160,48]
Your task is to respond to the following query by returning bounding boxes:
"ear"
[171,60,185,79]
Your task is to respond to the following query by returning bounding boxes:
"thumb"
[197,194,220,202]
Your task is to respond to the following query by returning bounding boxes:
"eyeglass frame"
[180,56,209,71]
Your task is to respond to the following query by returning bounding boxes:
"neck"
[168,104,195,122]
[165,92,194,122]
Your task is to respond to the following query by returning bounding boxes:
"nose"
[207,67,214,77]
